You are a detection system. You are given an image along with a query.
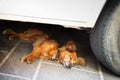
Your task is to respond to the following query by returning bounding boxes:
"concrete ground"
[0,20,119,80]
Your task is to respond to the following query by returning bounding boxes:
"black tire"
[90,0,120,75]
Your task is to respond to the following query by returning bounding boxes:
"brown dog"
[3,29,85,68]
[57,41,86,68]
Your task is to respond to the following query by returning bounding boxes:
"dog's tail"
[3,29,16,35]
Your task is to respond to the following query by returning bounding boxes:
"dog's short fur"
[21,39,59,63]
[3,29,86,68]
[3,29,48,41]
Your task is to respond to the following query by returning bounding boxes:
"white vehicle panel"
[0,0,106,28]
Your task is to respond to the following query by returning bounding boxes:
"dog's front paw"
[21,55,36,64]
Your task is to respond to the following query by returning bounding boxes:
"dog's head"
[56,41,78,68]
[58,50,78,68]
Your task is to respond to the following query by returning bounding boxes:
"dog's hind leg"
[3,29,18,40]
[3,29,16,35]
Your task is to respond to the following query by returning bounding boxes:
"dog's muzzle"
[63,61,72,68]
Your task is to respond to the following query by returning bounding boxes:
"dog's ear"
[77,57,86,66]
[66,41,77,52]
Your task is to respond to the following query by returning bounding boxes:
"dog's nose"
[63,61,71,68]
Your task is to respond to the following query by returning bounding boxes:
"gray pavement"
[0,20,119,80]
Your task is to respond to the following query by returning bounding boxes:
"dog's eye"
[70,56,73,60]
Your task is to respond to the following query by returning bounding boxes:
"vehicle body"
[0,0,120,75]
[0,0,106,29]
